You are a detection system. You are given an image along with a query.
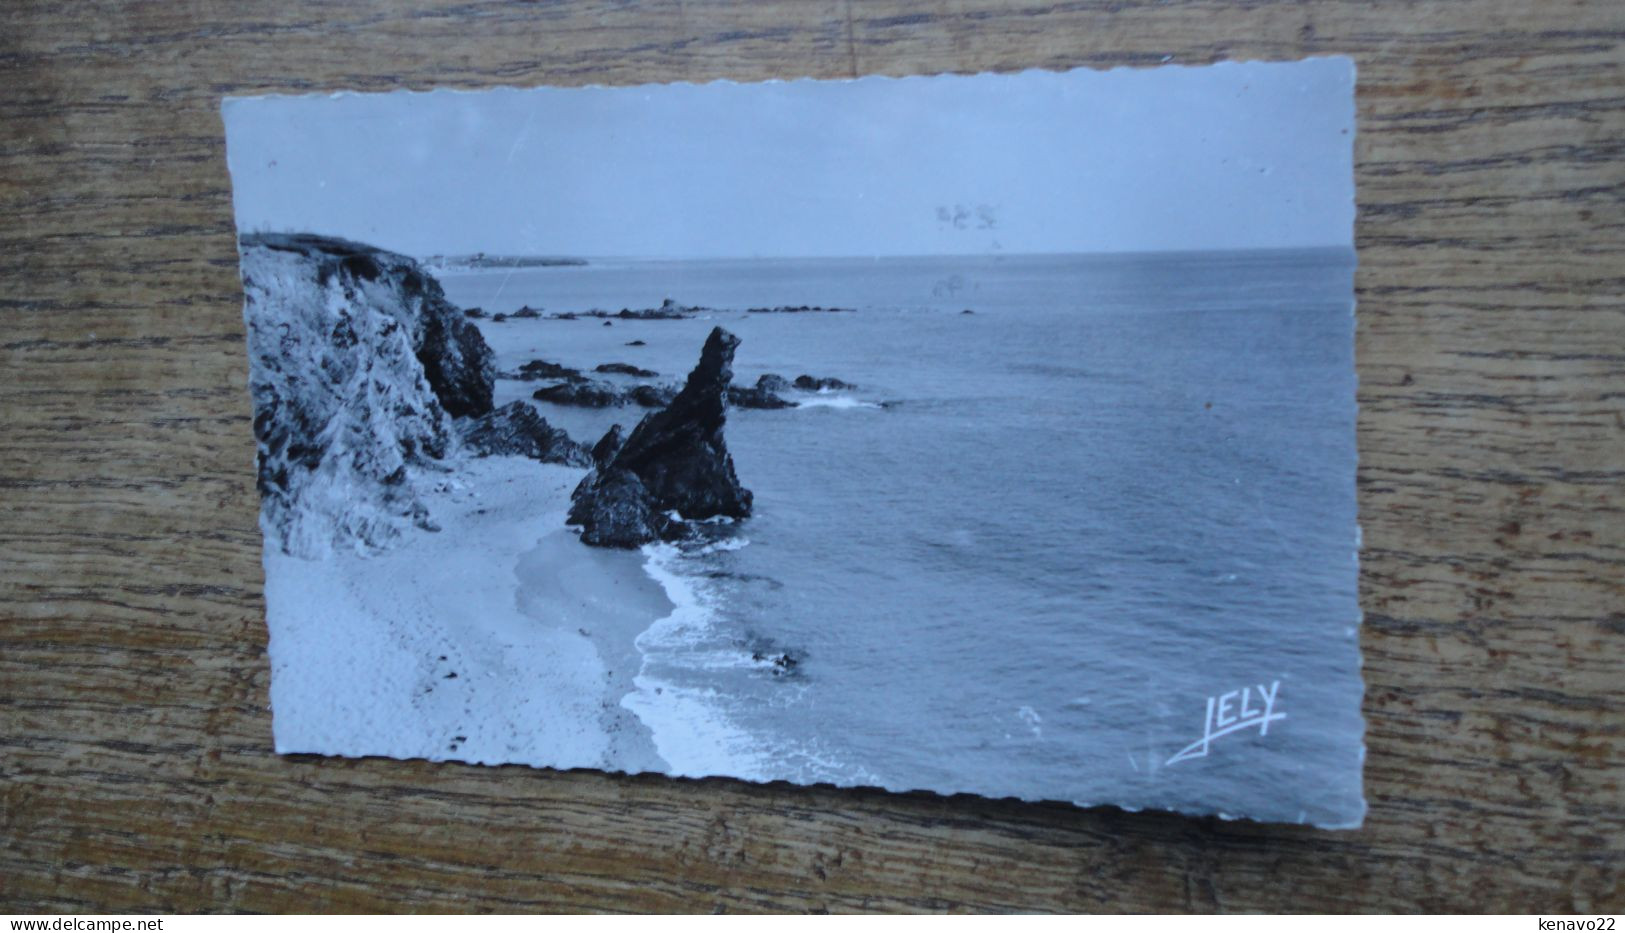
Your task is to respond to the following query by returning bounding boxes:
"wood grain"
[2,0,1622,914]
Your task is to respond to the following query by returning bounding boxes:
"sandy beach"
[263,453,671,775]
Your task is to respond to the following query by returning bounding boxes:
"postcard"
[224,59,1363,827]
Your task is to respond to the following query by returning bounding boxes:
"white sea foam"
[793,394,880,410]
[620,541,774,780]
[690,536,750,555]
[622,539,883,789]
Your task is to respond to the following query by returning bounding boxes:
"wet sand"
[516,529,672,775]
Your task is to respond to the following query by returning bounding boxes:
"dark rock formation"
[589,424,625,468]
[751,650,803,677]
[551,298,705,322]
[626,340,647,347]
[550,299,854,320]
[515,359,585,381]
[727,382,794,409]
[510,305,542,319]
[605,326,755,517]
[567,423,628,520]
[630,384,678,408]
[355,256,498,418]
[596,362,659,378]
[793,374,856,391]
[491,313,508,322]
[420,316,493,417]
[642,298,695,318]
[532,381,623,408]
[568,327,753,548]
[961,308,976,315]
[567,469,670,548]
[755,373,792,393]
[603,320,614,327]
[610,304,690,321]
[459,402,591,467]
[465,307,486,319]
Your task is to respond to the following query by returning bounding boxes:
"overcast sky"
[223,58,1354,259]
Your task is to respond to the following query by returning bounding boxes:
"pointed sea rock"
[568,327,753,547]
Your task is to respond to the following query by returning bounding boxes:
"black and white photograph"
[223,59,1363,827]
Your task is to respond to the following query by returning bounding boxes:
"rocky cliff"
[239,233,498,557]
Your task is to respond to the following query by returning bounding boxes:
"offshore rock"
[570,327,753,548]
[532,381,624,408]
[793,374,856,391]
[755,373,793,393]
[744,304,854,314]
[514,359,586,382]
[614,327,754,519]
[727,380,795,409]
[596,362,659,377]
[630,383,678,409]
[554,300,697,321]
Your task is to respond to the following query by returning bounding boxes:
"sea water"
[441,250,1364,826]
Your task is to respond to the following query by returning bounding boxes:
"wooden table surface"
[3,0,1622,914]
